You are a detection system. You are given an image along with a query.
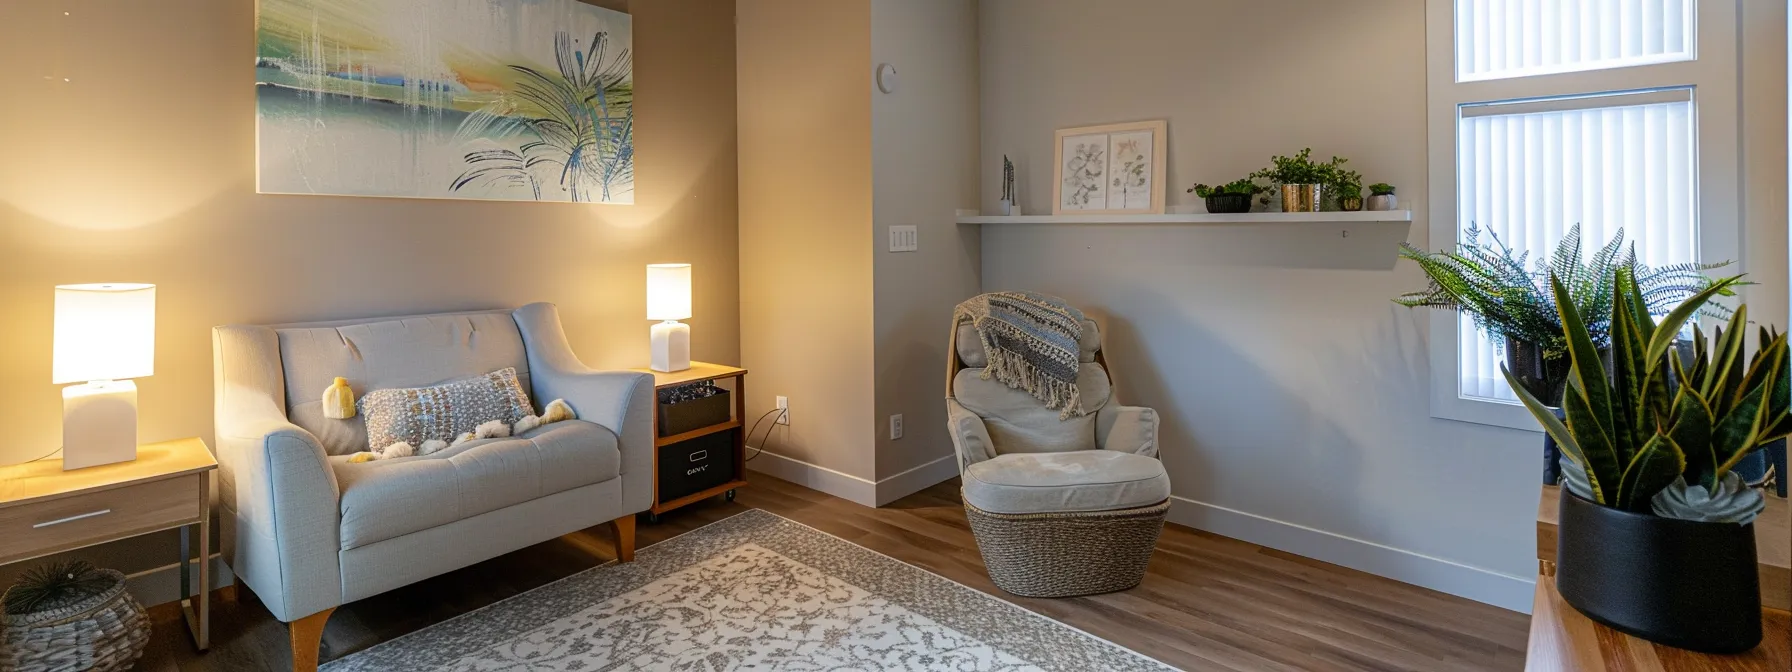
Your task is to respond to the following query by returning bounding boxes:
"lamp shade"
[646,264,692,321]
[53,283,155,384]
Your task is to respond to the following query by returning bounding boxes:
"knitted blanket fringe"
[955,292,1087,419]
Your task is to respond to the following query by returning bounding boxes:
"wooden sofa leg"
[289,607,336,672]
[612,514,636,562]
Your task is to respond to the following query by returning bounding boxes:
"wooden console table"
[1526,485,1790,670]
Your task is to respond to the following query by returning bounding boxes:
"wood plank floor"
[135,475,1529,671]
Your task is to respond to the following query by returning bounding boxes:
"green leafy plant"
[3,560,113,615]
[1187,179,1263,198]
[1332,167,1363,201]
[1503,271,1783,520]
[1370,183,1396,196]
[1250,148,1348,186]
[1396,223,1738,358]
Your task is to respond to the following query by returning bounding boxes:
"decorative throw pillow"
[358,367,533,451]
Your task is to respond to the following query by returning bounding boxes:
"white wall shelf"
[957,211,1413,225]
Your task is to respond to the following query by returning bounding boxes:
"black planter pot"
[1556,491,1762,653]
[1204,193,1252,214]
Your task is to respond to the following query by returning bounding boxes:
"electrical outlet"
[889,413,904,440]
[776,395,789,425]
[888,225,918,252]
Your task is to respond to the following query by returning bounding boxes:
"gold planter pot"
[1339,196,1363,212]
[1281,184,1322,212]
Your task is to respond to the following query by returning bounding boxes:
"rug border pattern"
[320,509,1175,672]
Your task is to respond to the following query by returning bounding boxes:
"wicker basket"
[1,569,150,672]
[964,497,1170,598]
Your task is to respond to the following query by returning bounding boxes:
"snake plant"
[1502,270,1785,522]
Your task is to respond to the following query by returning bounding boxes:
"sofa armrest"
[212,325,342,623]
[947,398,997,471]
[1095,405,1159,457]
[513,303,655,514]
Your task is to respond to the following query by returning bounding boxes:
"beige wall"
[871,0,981,480]
[738,0,878,480]
[978,0,1787,611]
[0,0,738,587]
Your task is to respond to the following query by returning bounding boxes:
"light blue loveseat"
[211,303,651,671]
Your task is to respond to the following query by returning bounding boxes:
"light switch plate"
[888,225,918,252]
[889,413,904,440]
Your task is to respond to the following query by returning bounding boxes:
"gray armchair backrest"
[264,309,532,455]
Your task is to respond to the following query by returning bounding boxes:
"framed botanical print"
[1052,120,1167,215]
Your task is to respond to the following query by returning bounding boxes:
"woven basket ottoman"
[960,451,1170,598]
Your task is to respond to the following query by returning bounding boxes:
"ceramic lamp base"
[62,380,138,470]
[651,321,691,373]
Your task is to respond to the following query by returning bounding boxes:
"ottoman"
[961,450,1171,598]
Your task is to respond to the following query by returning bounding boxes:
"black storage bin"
[658,428,736,502]
[659,388,731,437]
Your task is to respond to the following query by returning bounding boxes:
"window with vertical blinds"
[1455,0,1695,81]
[1455,91,1697,402]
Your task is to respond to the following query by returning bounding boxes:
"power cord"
[5,447,63,468]
[743,407,784,462]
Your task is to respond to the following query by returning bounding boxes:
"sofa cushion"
[358,367,534,450]
[953,363,1111,454]
[274,310,531,455]
[962,451,1169,515]
[329,419,618,549]
[955,318,1100,368]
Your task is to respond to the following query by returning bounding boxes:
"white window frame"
[1424,0,1742,431]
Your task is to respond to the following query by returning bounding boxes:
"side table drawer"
[0,474,202,565]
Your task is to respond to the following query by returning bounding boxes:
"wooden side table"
[0,438,218,650]
[630,362,749,522]
[1526,485,1791,670]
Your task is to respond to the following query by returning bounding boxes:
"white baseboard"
[747,450,878,506]
[123,555,236,608]
[1166,496,1535,613]
[874,454,960,506]
[746,450,960,508]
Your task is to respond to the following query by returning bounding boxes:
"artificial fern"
[2,560,113,615]
[1396,223,1739,361]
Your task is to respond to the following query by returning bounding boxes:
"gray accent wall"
[976,0,1787,610]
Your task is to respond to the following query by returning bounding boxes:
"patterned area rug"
[321,509,1174,671]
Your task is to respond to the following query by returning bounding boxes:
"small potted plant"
[1332,168,1363,212]
[1187,179,1262,214]
[1250,148,1347,213]
[1367,183,1397,211]
[1506,271,1777,654]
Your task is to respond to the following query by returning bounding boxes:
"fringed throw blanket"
[955,291,1086,418]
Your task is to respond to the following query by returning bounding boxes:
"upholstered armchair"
[212,303,651,672]
[945,313,1171,597]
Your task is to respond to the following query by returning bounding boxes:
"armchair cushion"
[1096,405,1160,457]
[962,451,1170,515]
[952,363,1112,454]
[330,419,619,549]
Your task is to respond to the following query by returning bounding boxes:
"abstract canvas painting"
[256,0,633,203]
[1052,120,1166,215]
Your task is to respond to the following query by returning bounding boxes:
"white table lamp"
[647,264,691,373]
[53,283,155,470]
